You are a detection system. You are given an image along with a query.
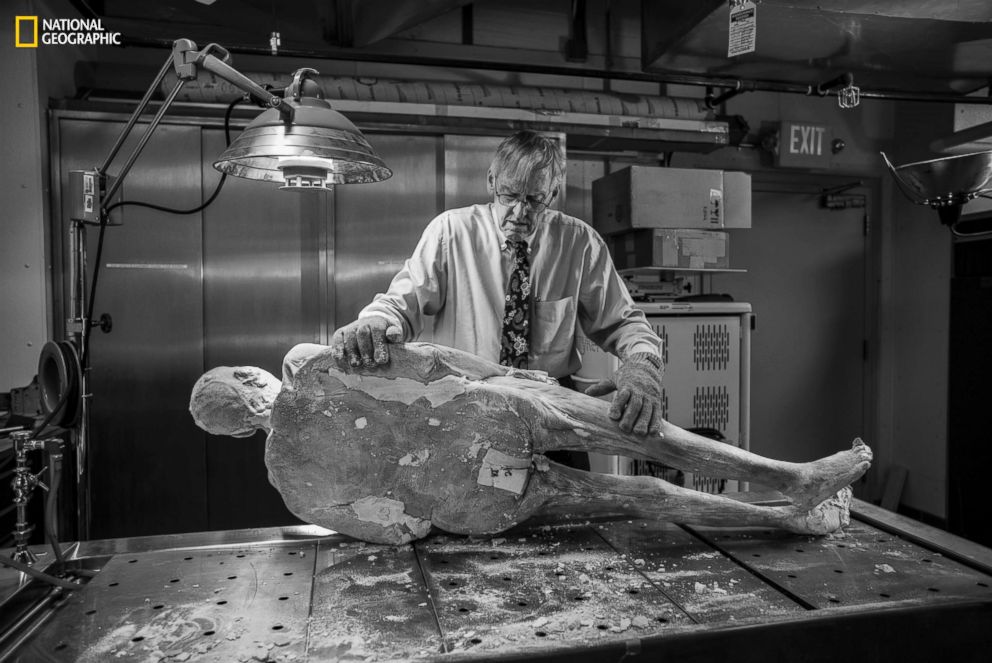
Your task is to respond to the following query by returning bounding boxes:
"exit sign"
[777,121,833,168]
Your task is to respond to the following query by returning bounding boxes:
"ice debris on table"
[694,581,728,594]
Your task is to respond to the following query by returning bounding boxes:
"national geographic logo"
[15,16,122,47]
[14,16,37,47]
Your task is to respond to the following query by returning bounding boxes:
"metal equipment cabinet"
[574,301,752,492]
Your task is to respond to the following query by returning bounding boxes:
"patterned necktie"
[500,239,531,368]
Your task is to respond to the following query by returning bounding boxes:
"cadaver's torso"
[265,345,546,541]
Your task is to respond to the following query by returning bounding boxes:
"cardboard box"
[608,229,729,270]
[592,166,752,233]
[723,171,752,228]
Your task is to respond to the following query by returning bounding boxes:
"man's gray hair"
[491,131,565,191]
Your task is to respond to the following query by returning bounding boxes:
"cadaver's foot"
[780,487,853,535]
[781,438,872,510]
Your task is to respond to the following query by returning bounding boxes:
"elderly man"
[331,131,663,454]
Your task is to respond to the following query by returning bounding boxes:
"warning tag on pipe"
[728,1,757,57]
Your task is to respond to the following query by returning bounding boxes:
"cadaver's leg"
[530,460,852,536]
[504,380,872,510]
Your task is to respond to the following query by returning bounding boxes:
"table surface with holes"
[8,499,992,662]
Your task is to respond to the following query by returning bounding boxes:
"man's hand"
[331,317,404,367]
[585,353,664,436]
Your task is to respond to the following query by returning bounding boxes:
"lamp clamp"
[287,68,324,102]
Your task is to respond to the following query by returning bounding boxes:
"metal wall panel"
[443,134,501,210]
[332,134,441,330]
[57,118,208,539]
[200,129,321,530]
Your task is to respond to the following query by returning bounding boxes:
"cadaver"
[189,342,872,545]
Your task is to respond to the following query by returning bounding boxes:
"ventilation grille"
[693,323,731,371]
[693,386,730,432]
[651,323,670,365]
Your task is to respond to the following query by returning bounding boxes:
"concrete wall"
[1,0,89,392]
[675,93,957,521]
[885,102,958,520]
[1,0,50,390]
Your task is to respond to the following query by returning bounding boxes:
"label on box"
[708,189,723,226]
[682,235,727,262]
[655,230,729,269]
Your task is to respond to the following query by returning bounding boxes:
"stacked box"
[593,166,725,232]
[723,171,752,229]
[608,229,729,270]
[593,165,748,271]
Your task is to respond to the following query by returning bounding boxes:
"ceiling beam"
[345,0,475,47]
[641,0,726,69]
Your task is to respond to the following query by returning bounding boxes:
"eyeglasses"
[495,188,552,211]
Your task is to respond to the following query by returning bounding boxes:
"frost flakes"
[399,449,430,467]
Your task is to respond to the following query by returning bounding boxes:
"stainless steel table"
[2,499,991,662]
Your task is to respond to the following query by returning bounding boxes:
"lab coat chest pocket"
[530,297,575,357]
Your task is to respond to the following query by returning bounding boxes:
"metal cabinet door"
[56,116,209,538]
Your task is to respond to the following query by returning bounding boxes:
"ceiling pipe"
[815,73,854,97]
[118,35,992,106]
[705,80,754,109]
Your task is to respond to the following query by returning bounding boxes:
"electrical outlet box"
[68,170,116,224]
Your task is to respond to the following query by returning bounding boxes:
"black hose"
[81,215,108,370]
[31,382,69,438]
[45,454,65,568]
[103,95,241,217]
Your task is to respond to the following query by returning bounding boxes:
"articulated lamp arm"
[97,38,293,214]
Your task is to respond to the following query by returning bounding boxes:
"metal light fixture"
[214,68,391,188]
[70,39,390,214]
[881,150,992,234]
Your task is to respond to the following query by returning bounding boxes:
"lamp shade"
[882,150,992,208]
[214,96,392,186]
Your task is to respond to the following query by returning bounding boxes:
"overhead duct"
[163,71,715,120]
[173,71,731,152]
[72,62,730,152]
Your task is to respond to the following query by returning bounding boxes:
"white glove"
[585,352,664,436]
[331,316,403,367]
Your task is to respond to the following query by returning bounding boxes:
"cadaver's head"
[189,366,281,438]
